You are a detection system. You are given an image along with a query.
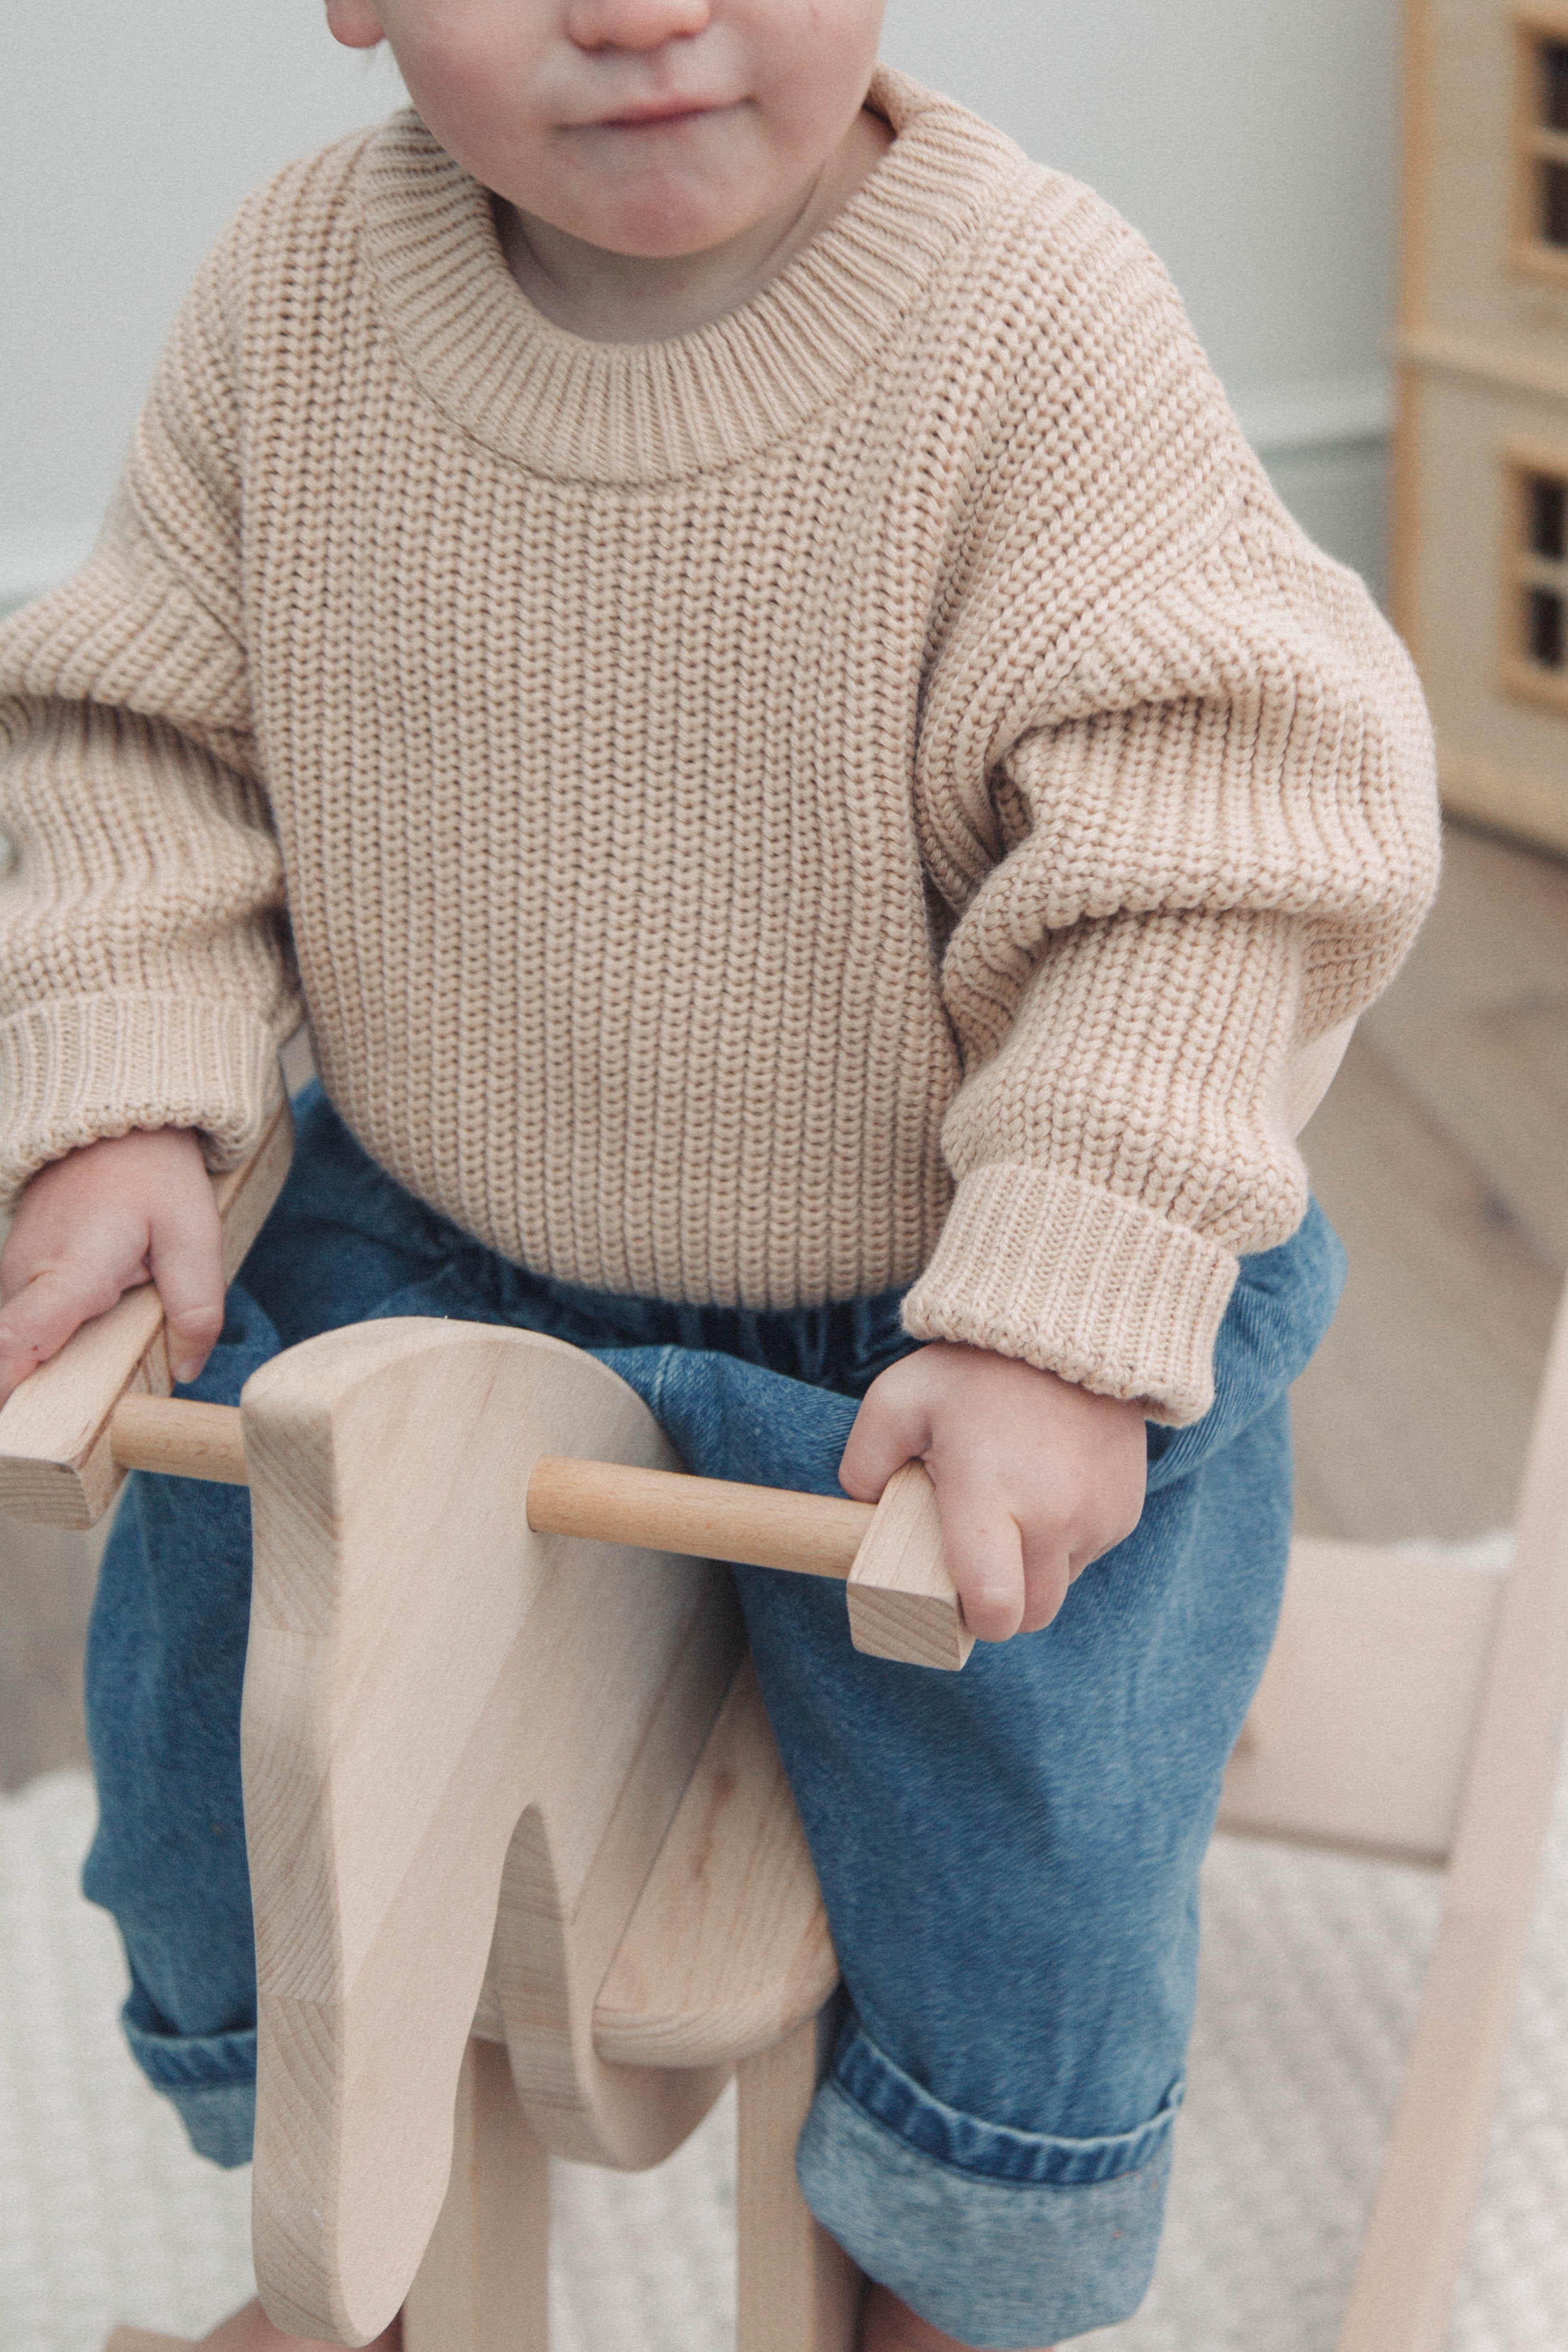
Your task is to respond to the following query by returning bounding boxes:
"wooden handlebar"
[105,1389,971,1668]
[109,1393,870,1572]
[528,1449,975,1671]
[0,1091,973,1666]
[109,1392,250,1486]
[525,1453,872,1578]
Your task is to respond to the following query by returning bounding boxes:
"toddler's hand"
[838,1343,1147,1642]
[0,1129,224,1407]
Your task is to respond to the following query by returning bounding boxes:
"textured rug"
[4,1659,1568,2352]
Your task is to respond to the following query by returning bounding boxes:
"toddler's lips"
[587,100,735,132]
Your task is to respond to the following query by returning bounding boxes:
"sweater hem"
[0,992,285,1211]
[899,1163,1238,1424]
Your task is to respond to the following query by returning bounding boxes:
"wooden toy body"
[239,1316,842,2344]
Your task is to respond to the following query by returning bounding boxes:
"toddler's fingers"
[931,1484,1029,1643]
[147,1214,226,1387]
[1017,1534,1076,1634]
[0,1262,138,1405]
[837,1376,932,1503]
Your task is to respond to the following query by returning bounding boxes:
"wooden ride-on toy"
[0,1099,966,2352]
[1,1074,1566,2352]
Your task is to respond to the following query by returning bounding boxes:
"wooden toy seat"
[2,1084,1567,2352]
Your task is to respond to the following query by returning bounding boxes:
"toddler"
[0,3,1439,2348]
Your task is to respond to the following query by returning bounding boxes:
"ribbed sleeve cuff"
[0,993,284,1213]
[900,1164,1239,1425]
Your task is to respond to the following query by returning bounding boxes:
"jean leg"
[782,1405,1294,2347]
[81,1285,283,2166]
[591,1234,1337,2348]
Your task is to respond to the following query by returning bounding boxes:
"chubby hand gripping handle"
[0,1097,296,1530]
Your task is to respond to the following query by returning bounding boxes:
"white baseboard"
[1263,438,1389,603]
[1232,371,1393,459]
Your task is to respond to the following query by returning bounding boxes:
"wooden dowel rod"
[105,1397,873,1577]
[111,1393,249,1485]
[527,1457,871,1580]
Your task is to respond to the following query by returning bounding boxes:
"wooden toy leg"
[737,2008,862,2352]
[403,2040,549,2352]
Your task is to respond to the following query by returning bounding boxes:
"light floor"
[1291,822,1568,1542]
[2,821,1565,1790]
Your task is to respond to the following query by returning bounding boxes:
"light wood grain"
[402,2039,548,2352]
[26,832,1568,2347]
[0,1516,102,1791]
[1334,1267,1568,2351]
[1361,867,1568,1270]
[846,1460,972,1670]
[1280,1015,1356,1135]
[242,1319,736,2343]
[1391,0,1568,855]
[593,1659,838,2071]
[1508,6,1568,288]
[111,1394,248,1484]
[479,1618,741,2172]
[1219,1539,1504,1862]
[0,1095,293,1529]
[1437,740,1568,859]
[736,2010,862,2352]
[1294,828,1568,1544]
[1294,1028,1556,1540]
[529,1455,870,1577]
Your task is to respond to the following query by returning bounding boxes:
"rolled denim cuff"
[797,2023,1181,2348]
[121,1991,257,2169]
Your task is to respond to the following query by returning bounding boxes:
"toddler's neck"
[493,103,893,346]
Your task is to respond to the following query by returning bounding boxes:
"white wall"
[2,1,408,605]
[2,0,1398,609]
[881,0,1399,593]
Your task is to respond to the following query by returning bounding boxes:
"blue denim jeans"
[83,1084,1345,2347]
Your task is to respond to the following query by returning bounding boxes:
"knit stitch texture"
[0,67,1439,1422]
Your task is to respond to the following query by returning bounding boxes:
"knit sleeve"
[0,212,300,1213]
[900,481,1440,1423]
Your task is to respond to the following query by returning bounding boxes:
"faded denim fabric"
[82,1083,1344,2345]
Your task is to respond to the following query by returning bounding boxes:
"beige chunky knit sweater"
[0,67,1438,1423]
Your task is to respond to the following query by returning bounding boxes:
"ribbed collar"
[355,65,1026,484]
